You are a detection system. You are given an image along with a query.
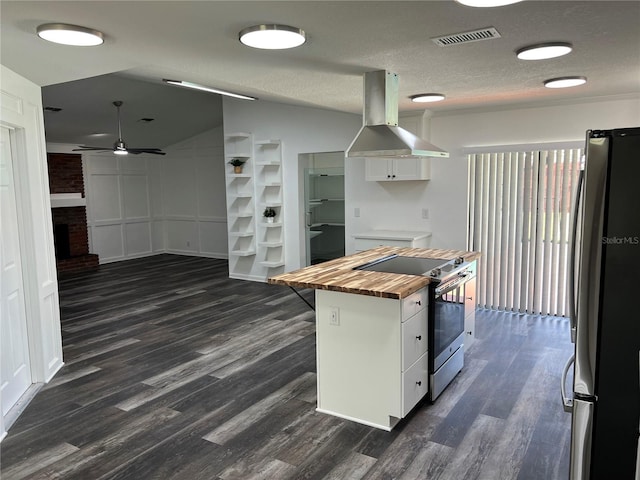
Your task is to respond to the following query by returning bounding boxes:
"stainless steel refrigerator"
[562,127,640,479]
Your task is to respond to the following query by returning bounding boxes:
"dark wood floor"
[1,255,573,479]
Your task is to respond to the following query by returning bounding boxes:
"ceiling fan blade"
[72,146,111,151]
[128,148,166,155]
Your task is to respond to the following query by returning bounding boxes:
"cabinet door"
[464,276,477,348]
[393,158,430,181]
[365,159,392,181]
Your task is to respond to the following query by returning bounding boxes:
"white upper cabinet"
[365,157,430,181]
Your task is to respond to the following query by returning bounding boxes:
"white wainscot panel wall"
[91,224,125,261]
[124,222,153,256]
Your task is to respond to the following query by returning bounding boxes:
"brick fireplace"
[48,153,99,276]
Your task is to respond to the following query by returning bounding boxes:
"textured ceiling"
[1,1,639,147]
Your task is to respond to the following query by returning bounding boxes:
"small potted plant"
[263,207,277,223]
[228,158,246,174]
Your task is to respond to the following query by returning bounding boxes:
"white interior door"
[0,126,33,417]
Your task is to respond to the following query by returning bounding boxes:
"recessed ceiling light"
[239,24,306,50]
[455,0,522,6]
[162,79,257,101]
[544,76,587,88]
[517,42,573,60]
[410,93,446,103]
[36,23,104,46]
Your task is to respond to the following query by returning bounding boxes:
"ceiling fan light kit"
[516,42,573,60]
[239,24,306,49]
[544,76,587,88]
[36,23,104,46]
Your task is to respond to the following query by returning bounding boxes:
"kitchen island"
[268,247,480,430]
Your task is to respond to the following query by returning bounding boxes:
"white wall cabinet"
[316,288,428,431]
[365,157,431,181]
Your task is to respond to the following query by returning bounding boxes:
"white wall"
[159,127,228,258]
[348,96,640,252]
[222,98,361,272]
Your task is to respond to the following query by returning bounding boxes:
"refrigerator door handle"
[561,354,575,413]
[568,168,584,344]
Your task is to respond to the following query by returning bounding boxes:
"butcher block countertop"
[268,247,481,299]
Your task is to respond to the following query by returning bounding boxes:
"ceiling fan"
[73,101,166,155]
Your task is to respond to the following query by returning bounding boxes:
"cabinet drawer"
[354,238,412,251]
[402,351,429,416]
[402,288,427,321]
[402,311,428,370]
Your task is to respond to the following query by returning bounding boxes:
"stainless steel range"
[354,254,475,401]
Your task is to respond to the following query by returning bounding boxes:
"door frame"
[1,65,64,441]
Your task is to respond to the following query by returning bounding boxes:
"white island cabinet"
[315,287,428,431]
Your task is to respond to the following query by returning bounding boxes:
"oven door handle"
[435,277,466,297]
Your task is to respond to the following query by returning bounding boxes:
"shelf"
[255,139,281,146]
[258,182,282,187]
[260,261,285,268]
[230,249,256,257]
[225,132,251,139]
[309,198,344,203]
[260,222,283,228]
[225,153,251,159]
[259,241,283,248]
[229,212,254,219]
[310,222,345,227]
[229,194,253,200]
[261,202,282,208]
[229,231,254,238]
[309,231,323,239]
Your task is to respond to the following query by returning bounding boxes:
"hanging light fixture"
[36,23,104,46]
[410,93,446,103]
[455,0,522,6]
[239,24,306,50]
[544,76,587,88]
[516,42,573,60]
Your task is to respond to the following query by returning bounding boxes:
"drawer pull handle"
[466,297,473,300]
[416,300,422,306]
[416,335,422,341]
[416,381,422,386]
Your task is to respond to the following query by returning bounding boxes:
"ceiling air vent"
[431,27,501,47]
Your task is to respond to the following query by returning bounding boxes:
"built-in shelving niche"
[255,140,284,275]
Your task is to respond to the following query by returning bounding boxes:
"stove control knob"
[454,256,465,265]
[430,268,441,277]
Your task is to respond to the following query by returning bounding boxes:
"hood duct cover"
[346,70,449,159]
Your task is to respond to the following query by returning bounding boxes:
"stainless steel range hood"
[346,70,449,159]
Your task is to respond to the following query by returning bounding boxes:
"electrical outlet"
[422,208,429,219]
[329,307,340,326]
[354,207,360,218]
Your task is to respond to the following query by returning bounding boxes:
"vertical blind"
[467,147,582,316]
